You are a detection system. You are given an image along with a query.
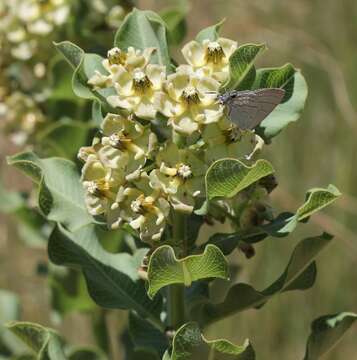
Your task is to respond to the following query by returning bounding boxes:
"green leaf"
[196,19,225,42]
[213,184,342,247]
[296,185,341,221]
[48,224,164,331]
[254,63,295,101]
[54,41,83,69]
[259,184,341,238]
[68,346,107,360]
[304,312,357,360]
[170,322,254,360]
[254,65,308,140]
[196,233,333,326]
[55,41,113,103]
[160,7,187,46]
[35,120,90,160]
[221,44,266,92]
[7,152,92,232]
[129,312,168,357]
[147,245,229,299]
[6,322,66,360]
[206,158,274,200]
[114,9,171,68]
[0,290,28,356]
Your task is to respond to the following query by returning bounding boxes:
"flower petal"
[182,40,206,67]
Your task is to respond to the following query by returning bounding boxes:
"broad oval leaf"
[54,41,83,69]
[147,245,229,298]
[196,233,333,327]
[304,312,357,360]
[206,158,274,200]
[114,9,171,68]
[55,41,113,104]
[195,19,225,42]
[221,43,266,92]
[7,152,92,232]
[170,322,254,360]
[48,224,164,331]
[254,65,308,140]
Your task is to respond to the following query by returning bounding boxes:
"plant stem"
[167,212,187,329]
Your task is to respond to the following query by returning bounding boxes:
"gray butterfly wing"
[226,88,285,130]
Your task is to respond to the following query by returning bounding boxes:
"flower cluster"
[0,91,44,145]
[0,0,70,61]
[81,37,258,243]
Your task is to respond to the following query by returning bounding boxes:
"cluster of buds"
[81,37,261,243]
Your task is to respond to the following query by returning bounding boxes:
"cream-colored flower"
[0,0,70,60]
[81,154,123,216]
[107,64,165,119]
[149,142,207,213]
[99,113,157,174]
[110,175,170,242]
[102,46,155,73]
[0,91,44,145]
[182,37,237,82]
[201,117,256,164]
[155,66,223,135]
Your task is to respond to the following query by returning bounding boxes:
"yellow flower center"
[181,86,200,105]
[133,70,152,94]
[107,47,127,65]
[130,194,155,214]
[108,132,131,150]
[177,163,192,179]
[206,41,225,64]
[87,179,111,198]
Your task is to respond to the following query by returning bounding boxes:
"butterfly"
[217,88,285,130]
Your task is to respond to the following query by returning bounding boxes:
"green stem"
[167,212,187,329]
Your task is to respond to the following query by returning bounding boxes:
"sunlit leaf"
[254,65,308,140]
[206,158,274,200]
[147,245,228,298]
[170,322,254,359]
[114,9,171,68]
[221,44,266,92]
[196,19,225,42]
[6,322,66,360]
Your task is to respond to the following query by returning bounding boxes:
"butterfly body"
[218,88,285,130]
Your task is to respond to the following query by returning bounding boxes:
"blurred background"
[0,0,356,358]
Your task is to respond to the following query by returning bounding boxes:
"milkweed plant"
[1,5,356,360]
